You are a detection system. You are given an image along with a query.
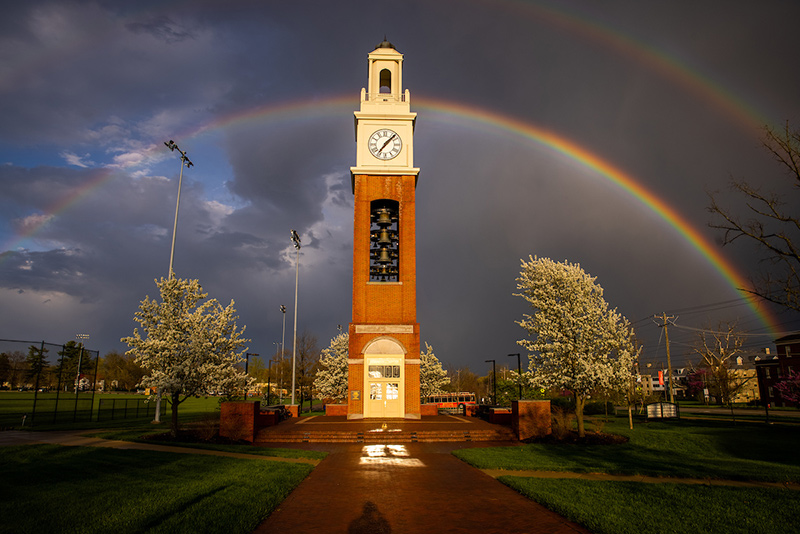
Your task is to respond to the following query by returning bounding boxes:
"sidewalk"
[252,442,591,534]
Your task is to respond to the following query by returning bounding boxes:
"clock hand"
[379,133,397,152]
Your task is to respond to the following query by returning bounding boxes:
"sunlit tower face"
[369,200,399,282]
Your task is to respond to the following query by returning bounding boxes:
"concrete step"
[254,428,517,443]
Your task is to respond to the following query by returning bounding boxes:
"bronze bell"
[378,229,392,245]
[376,209,393,226]
[377,247,392,264]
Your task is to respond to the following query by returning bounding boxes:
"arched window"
[369,199,399,281]
[379,69,392,93]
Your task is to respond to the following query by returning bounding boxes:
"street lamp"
[290,229,301,405]
[155,140,193,424]
[508,353,522,400]
[485,359,496,405]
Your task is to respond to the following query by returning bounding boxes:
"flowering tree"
[420,343,450,397]
[774,370,800,404]
[122,277,251,436]
[313,332,349,401]
[515,256,635,437]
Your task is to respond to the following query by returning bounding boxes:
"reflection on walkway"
[358,444,425,467]
[348,501,392,534]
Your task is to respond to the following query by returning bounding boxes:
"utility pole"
[654,314,676,404]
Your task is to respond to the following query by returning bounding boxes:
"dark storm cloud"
[0,0,799,371]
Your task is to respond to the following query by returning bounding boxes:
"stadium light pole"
[290,230,301,405]
[154,140,193,423]
[280,305,286,402]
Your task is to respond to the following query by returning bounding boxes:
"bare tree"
[708,123,800,312]
[692,323,753,406]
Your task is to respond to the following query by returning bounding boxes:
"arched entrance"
[363,338,405,418]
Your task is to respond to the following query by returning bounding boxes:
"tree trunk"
[171,391,180,437]
[575,394,586,437]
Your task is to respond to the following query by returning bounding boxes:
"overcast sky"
[1,0,799,375]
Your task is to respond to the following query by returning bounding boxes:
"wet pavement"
[252,441,590,534]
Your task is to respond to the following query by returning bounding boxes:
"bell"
[376,209,393,226]
[378,229,392,245]
[377,248,392,264]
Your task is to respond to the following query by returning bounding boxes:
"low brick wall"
[325,404,348,416]
[512,400,551,440]
[420,403,439,416]
[488,408,512,425]
[220,401,258,442]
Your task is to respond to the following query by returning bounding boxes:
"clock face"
[368,129,402,160]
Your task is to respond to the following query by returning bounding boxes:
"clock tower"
[347,40,421,419]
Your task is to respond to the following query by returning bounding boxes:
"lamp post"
[271,341,283,402]
[155,140,193,424]
[508,353,522,400]
[280,306,286,402]
[290,229,301,405]
[267,359,277,405]
[485,359,496,405]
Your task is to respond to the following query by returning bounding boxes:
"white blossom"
[515,256,634,436]
[121,277,251,435]
[313,332,349,401]
[420,343,450,397]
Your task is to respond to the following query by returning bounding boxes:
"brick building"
[755,333,800,407]
[346,40,421,419]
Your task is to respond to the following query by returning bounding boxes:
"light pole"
[290,229,301,405]
[75,333,89,395]
[267,359,277,405]
[155,140,193,424]
[485,359,496,405]
[280,305,286,402]
[164,140,193,279]
[272,342,280,402]
[508,353,522,400]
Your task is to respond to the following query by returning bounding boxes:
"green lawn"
[0,444,313,534]
[88,428,327,460]
[500,477,798,534]
[454,417,800,482]
[454,417,800,534]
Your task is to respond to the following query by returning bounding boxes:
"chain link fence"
[0,338,163,427]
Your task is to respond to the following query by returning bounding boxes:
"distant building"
[754,333,800,407]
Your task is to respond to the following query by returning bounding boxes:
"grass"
[500,477,799,534]
[88,427,327,460]
[0,444,313,534]
[454,416,800,534]
[454,417,800,482]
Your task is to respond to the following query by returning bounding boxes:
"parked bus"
[424,392,477,413]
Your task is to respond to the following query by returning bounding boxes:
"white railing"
[363,92,408,103]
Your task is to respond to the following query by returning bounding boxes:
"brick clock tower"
[347,40,421,419]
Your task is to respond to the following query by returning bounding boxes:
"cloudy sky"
[1,0,799,375]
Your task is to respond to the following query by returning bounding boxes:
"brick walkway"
[252,441,590,534]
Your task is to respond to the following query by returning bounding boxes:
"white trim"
[347,359,365,364]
